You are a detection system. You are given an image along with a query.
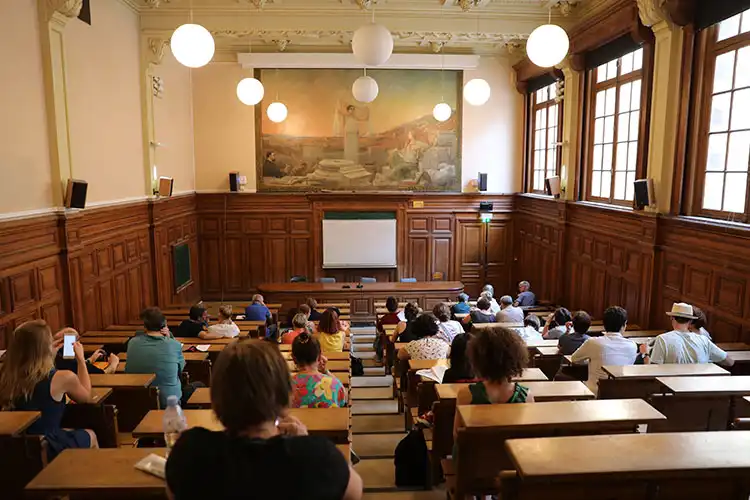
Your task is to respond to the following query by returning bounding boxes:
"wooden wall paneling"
[455,217,484,298]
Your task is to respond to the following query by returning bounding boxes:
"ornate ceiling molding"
[440,0,491,12]
[236,0,279,7]
[47,0,83,18]
[636,0,669,27]
[146,37,170,65]
[550,0,581,16]
[142,0,171,8]
[340,0,383,8]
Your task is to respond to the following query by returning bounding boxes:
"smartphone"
[63,334,76,359]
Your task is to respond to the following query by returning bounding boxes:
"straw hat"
[666,302,697,319]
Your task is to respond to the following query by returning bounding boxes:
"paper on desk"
[135,453,166,480]
[416,365,448,384]
[195,344,210,352]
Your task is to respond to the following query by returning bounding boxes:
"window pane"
[710,93,732,132]
[629,110,640,140]
[593,144,603,170]
[604,116,615,143]
[630,79,642,110]
[742,11,750,34]
[549,104,558,125]
[591,171,602,197]
[621,52,634,76]
[614,171,626,200]
[724,172,747,212]
[617,113,630,142]
[628,142,638,171]
[548,126,557,146]
[602,144,613,171]
[596,64,608,83]
[727,131,750,171]
[615,142,628,171]
[736,46,750,88]
[714,51,736,94]
[718,13,741,42]
[601,171,612,198]
[703,172,725,210]
[707,133,728,171]
[605,87,616,116]
[619,82,632,113]
[595,118,604,144]
[534,150,541,169]
[595,91,606,118]
[607,60,617,80]
[538,108,547,129]
[547,148,556,171]
[731,88,750,130]
[549,83,557,100]
[625,172,636,200]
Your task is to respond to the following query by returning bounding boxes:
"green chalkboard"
[173,243,191,291]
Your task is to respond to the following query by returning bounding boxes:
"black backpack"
[394,429,429,487]
[351,356,364,376]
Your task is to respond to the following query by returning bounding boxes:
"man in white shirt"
[480,285,501,315]
[644,302,733,367]
[570,306,637,395]
[496,295,524,323]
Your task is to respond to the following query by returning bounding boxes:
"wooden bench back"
[647,394,731,432]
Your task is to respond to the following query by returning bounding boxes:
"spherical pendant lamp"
[352,75,379,103]
[433,102,452,122]
[352,22,394,66]
[236,77,265,106]
[267,102,288,123]
[170,23,215,68]
[463,78,491,106]
[526,24,569,68]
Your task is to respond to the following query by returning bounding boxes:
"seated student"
[0,320,98,460]
[690,306,712,340]
[398,313,450,361]
[495,295,524,323]
[315,309,349,353]
[377,296,401,332]
[297,304,316,334]
[127,307,192,407]
[515,280,536,308]
[518,314,544,343]
[558,311,591,355]
[642,302,733,367]
[442,334,476,383]
[480,285,501,314]
[291,333,347,408]
[542,307,573,340]
[393,302,420,343]
[570,306,638,395]
[245,294,273,322]
[282,313,309,345]
[451,293,471,316]
[206,305,240,339]
[165,340,363,500]
[54,328,120,374]
[463,297,495,325]
[433,303,463,345]
[306,297,323,322]
[178,305,209,338]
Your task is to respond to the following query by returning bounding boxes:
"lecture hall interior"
[4,0,750,498]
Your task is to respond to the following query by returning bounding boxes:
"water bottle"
[163,395,187,455]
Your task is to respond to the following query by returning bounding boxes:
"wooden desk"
[409,359,450,371]
[79,337,130,345]
[718,342,750,351]
[457,399,665,430]
[0,411,40,436]
[176,337,236,344]
[89,387,113,404]
[729,351,750,362]
[287,360,349,372]
[282,351,350,361]
[437,381,594,402]
[526,339,559,349]
[133,408,350,443]
[89,374,155,388]
[258,281,463,316]
[604,363,730,380]
[505,431,750,479]
[657,376,750,396]
[535,346,559,356]
[182,344,225,353]
[118,351,209,362]
[25,448,167,498]
[83,330,134,338]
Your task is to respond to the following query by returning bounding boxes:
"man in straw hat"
[641,302,733,366]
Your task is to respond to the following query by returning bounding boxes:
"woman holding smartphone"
[0,320,98,459]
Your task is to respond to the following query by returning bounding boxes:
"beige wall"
[152,47,196,194]
[192,56,522,193]
[0,0,55,214]
[64,0,145,204]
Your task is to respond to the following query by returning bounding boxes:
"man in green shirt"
[126,307,187,407]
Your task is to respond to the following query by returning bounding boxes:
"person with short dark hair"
[433,303,463,344]
[375,296,401,363]
[451,293,471,315]
[689,306,712,340]
[442,334,476,383]
[393,302,420,343]
[644,303,732,366]
[178,305,208,338]
[127,307,189,407]
[291,333,347,408]
[570,306,638,395]
[165,340,363,500]
[398,313,448,361]
[297,304,316,334]
[245,295,272,322]
[315,310,349,353]
[542,307,573,339]
[306,298,322,322]
[558,311,591,355]
[515,281,536,308]
[495,295,524,323]
[464,297,495,325]
[519,314,544,343]
[262,150,284,178]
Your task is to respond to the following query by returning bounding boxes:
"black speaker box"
[634,178,654,209]
[229,172,240,192]
[65,179,88,209]
[478,173,488,192]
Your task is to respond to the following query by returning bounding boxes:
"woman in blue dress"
[0,320,98,460]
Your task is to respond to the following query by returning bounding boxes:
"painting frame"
[254,68,464,193]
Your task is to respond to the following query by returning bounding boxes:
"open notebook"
[415,365,448,384]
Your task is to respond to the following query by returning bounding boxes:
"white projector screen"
[322,218,397,268]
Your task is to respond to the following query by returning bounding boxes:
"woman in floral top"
[290,333,347,408]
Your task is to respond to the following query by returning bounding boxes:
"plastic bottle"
[163,395,187,455]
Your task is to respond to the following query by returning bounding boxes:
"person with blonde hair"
[206,305,240,339]
[0,320,98,459]
[282,313,310,345]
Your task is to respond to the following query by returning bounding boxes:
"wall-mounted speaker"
[229,172,240,192]
[545,176,561,197]
[64,179,88,209]
[634,178,655,209]
[159,177,174,197]
[478,173,488,192]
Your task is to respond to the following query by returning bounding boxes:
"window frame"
[687,21,750,222]
[525,83,564,194]
[582,46,654,206]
